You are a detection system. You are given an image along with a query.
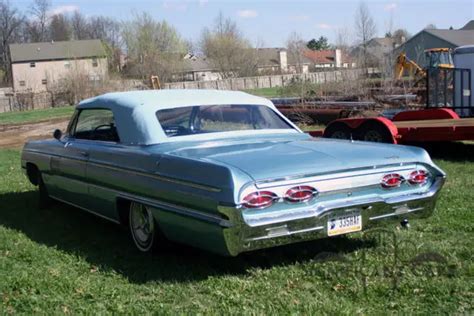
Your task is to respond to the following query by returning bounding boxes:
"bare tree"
[392,28,410,45]
[384,11,394,38]
[49,13,71,41]
[0,0,23,83]
[286,32,306,74]
[285,32,311,100]
[27,0,51,42]
[88,16,120,47]
[122,12,186,81]
[87,16,122,71]
[200,13,256,78]
[335,26,352,52]
[354,1,377,68]
[70,13,123,71]
[71,11,88,40]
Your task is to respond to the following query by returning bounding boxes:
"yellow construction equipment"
[394,52,426,83]
[394,48,454,85]
[425,48,454,69]
[150,75,161,89]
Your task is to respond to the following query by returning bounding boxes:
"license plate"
[327,210,362,236]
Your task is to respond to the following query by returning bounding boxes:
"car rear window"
[156,104,293,137]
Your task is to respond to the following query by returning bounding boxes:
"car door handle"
[80,151,89,158]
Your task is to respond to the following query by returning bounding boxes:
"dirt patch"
[0,118,69,148]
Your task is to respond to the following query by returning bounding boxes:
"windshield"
[156,104,294,137]
[428,51,453,68]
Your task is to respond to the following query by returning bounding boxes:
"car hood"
[165,136,431,182]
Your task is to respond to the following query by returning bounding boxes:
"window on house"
[92,58,98,67]
[41,79,47,85]
[89,74,101,81]
[30,62,36,68]
[19,81,26,86]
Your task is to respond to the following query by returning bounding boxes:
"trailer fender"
[324,118,398,143]
[393,108,460,121]
[357,118,398,144]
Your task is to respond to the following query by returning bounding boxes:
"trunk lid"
[166,137,424,181]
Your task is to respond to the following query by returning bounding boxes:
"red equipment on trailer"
[313,46,474,144]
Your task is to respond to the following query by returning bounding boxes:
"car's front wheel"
[129,201,161,252]
[37,171,53,209]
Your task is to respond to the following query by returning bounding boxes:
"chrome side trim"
[116,191,232,228]
[45,175,230,228]
[60,179,230,227]
[23,148,221,192]
[87,159,221,192]
[49,195,121,224]
[24,149,88,165]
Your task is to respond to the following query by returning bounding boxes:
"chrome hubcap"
[130,202,155,251]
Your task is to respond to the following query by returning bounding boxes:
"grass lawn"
[0,106,74,125]
[244,87,282,98]
[0,143,473,314]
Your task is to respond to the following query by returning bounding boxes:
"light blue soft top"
[77,89,300,145]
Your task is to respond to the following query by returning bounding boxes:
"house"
[179,53,221,81]
[177,48,312,81]
[350,37,402,66]
[303,49,356,69]
[256,48,311,74]
[393,22,474,66]
[460,20,474,30]
[9,39,107,92]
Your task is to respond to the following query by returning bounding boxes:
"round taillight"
[242,191,278,209]
[285,185,318,203]
[381,173,404,189]
[409,170,429,185]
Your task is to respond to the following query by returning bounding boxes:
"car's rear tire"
[129,201,164,253]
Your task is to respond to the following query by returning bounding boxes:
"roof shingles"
[424,29,474,47]
[9,39,106,63]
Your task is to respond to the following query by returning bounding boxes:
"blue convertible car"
[21,90,445,256]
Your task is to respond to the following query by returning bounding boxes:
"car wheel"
[129,201,161,253]
[38,171,53,209]
[359,123,393,143]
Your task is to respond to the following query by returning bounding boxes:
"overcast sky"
[13,0,474,47]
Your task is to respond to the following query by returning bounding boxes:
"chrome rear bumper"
[221,176,445,256]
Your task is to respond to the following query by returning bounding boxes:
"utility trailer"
[309,109,474,144]
[311,45,474,144]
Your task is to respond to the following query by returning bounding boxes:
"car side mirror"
[53,129,62,140]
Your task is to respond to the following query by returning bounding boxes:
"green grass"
[0,143,473,314]
[298,124,326,132]
[244,87,282,98]
[0,106,74,125]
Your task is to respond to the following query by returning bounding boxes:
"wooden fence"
[163,69,364,90]
[0,69,366,114]
[0,91,73,113]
